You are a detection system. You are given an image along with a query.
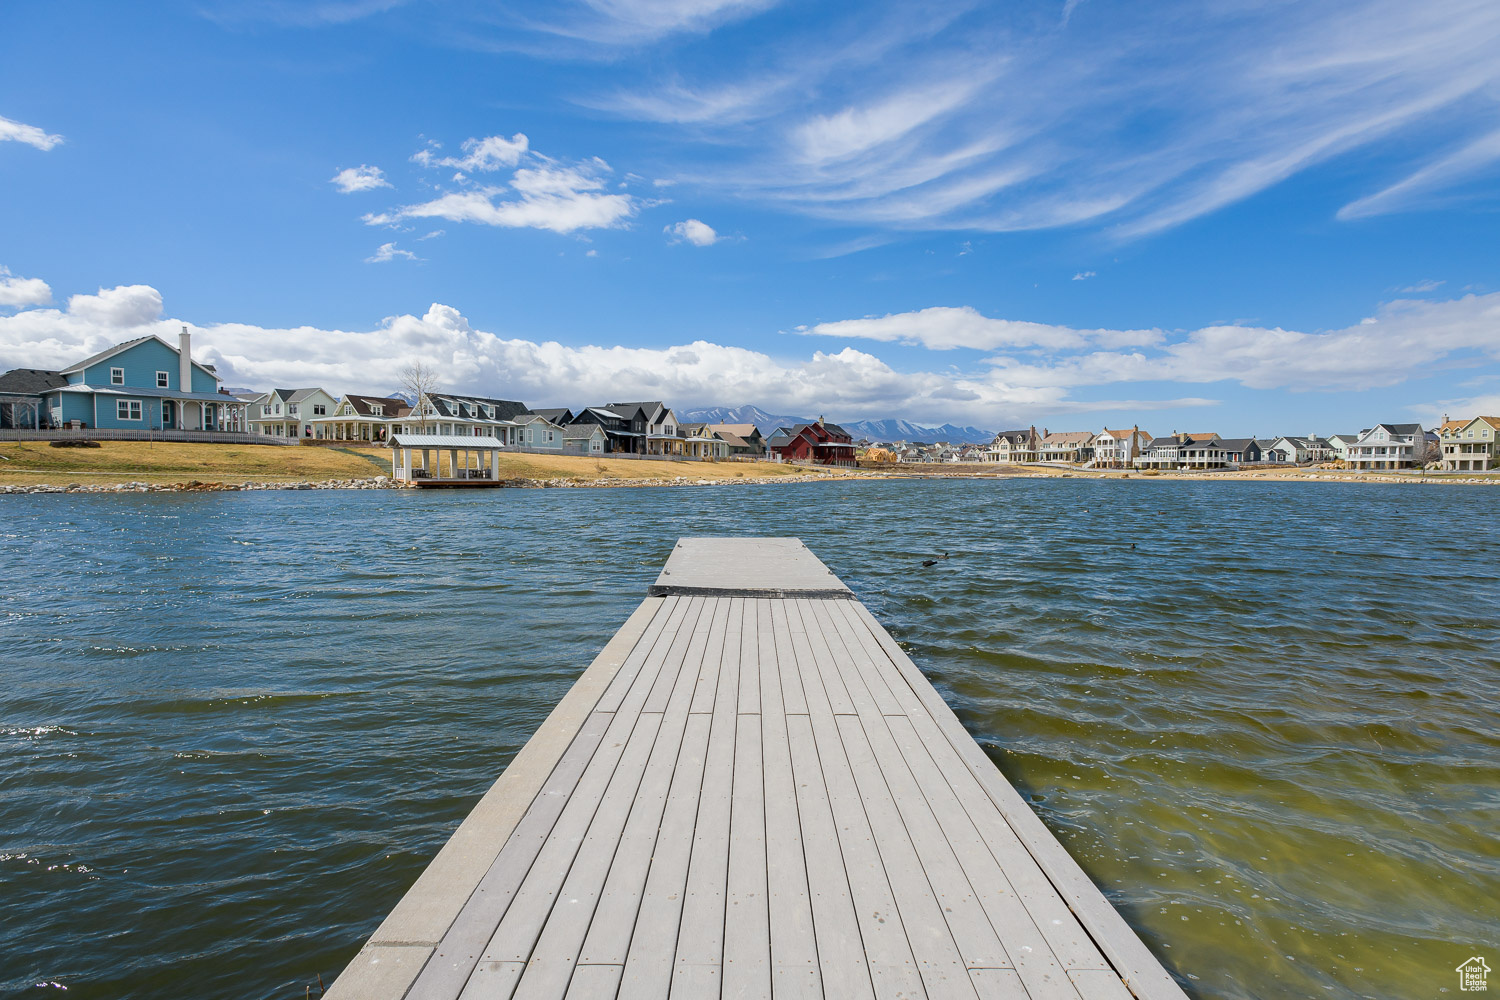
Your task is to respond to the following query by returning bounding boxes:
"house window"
[116,399,142,421]
[372,405,383,416]
[313,404,326,416]
[288,404,298,415]
[156,371,169,388]
[111,367,125,385]
[274,403,282,414]
[261,404,272,416]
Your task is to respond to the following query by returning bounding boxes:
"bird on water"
[921,552,951,567]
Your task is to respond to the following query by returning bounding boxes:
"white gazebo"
[389,433,505,487]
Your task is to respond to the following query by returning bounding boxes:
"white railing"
[3,428,296,445]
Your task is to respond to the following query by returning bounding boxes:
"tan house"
[1441,415,1500,471]
[1040,430,1096,464]
[1093,427,1151,468]
[702,423,766,456]
[983,427,1041,463]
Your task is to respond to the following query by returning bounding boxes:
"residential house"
[1252,438,1282,463]
[1179,434,1229,469]
[1264,435,1334,465]
[983,427,1041,464]
[1092,427,1151,468]
[421,392,529,438]
[571,406,637,453]
[312,393,411,442]
[1217,438,1262,466]
[609,401,683,455]
[0,368,67,428]
[1325,433,1359,462]
[1346,423,1430,470]
[1040,430,1096,465]
[248,387,338,439]
[514,413,566,450]
[561,423,608,455]
[680,423,732,460]
[768,417,856,466]
[1441,415,1500,471]
[702,423,766,457]
[527,407,575,426]
[36,329,235,432]
[1135,432,1220,470]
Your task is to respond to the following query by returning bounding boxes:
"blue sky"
[2,0,1498,433]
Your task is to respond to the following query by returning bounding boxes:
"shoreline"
[3,465,1497,493]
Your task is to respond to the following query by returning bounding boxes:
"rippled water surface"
[2,480,1497,999]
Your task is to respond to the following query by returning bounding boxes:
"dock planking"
[327,538,1188,1000]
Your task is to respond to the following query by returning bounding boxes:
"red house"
[767,417,856,466]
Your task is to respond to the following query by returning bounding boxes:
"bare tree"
[399,361,440,433]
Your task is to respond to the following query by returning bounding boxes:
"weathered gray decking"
[328,538,1187,1000]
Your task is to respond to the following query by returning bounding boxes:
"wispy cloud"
[365,242,418,263]
[412,134,529,172]
[1072,271,1095,281]
[593,0,1500,236]
[1398,279,1445,293]
[331,164,392,193]
[0,114,63,151]
[664,218,719,245]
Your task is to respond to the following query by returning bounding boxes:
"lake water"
[2,480,1496,999]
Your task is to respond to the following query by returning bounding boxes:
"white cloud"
[370,137,636,235]
[1339,127,1500,220]
[369,164,636,234]
[331,165,392,193]
[665,218,719,246]
[1072,271,1095,281]
[412,134,529,172]
[5,278,1497,427]
[1399,279,1445,293]
[67,285,163,327]
[365,242,418,263]
[0,114,63,151]
[417,229,446,241]
[809,306,1102,351]
[0,267,52,308]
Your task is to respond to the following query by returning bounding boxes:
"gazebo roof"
[387,433,505,449]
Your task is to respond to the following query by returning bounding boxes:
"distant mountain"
[677,405,993,444]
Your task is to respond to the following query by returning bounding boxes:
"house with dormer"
[248,387,338,439]
[1347,423,1430,470]
[983,428,1041,464]
[310,393,411,442]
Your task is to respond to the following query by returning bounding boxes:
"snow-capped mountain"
[676,405,993,444]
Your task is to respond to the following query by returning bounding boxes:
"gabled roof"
[562,423,605,439]
[0,368,67,394]
[59,334,218,381]
[527,408,574,424]
[705,422,762,439]
[609,401,668,423]
[343,393,410,417]
[714,431,752,449]
[1375,422,1423,434]
[427,392,528,421]
[1216,438,1257,450]
[1043,431,1094,445]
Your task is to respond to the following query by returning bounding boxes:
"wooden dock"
[327,538,1188,1000]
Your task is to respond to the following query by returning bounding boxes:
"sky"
[2,0,1499,435]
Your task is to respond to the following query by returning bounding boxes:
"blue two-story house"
[40,328,227,431]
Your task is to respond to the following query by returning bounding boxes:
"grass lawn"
[0,440,831,486]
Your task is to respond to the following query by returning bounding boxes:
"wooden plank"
[792,599,855,716]
[722,714,770,1000]
[756,600,821,998]
[565,965,622,999]
[579,596,713,969]
[837,714,1007,984]
[469,712,663,996]
[823,600,905,716]
[408,711,611,1000]
[594,597,685,715]
[968,968,1028,1000]
[616,712,713,998]
[883,715,1083,1000]
[688,596,730,715]
[644,597,708,713]
[783,713,877,999]
[736,598,760,717]
[670,598,741,999]
[1068,970,1136,1000]
[769,600,809,715]
[845,602,1189,1000]
[784,603,932,1000]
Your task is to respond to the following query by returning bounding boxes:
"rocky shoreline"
[0,472,853,494]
